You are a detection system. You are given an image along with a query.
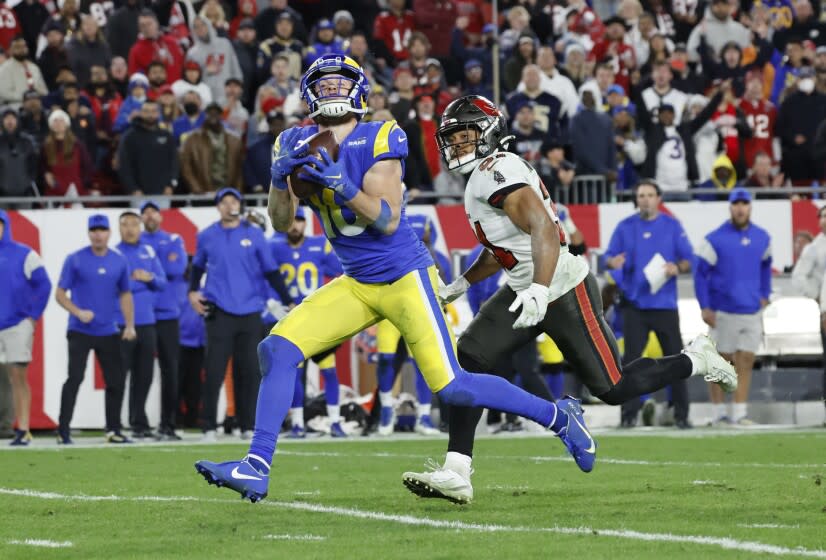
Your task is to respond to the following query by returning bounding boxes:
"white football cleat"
[201,430,217,443]
[414,415,440,435]
[402,460,473,504]
[683,334,738,393]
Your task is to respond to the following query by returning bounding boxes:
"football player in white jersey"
[402,95,737,504]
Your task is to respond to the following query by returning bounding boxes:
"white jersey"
[464,151,590,299]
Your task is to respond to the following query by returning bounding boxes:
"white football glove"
[509,283,551,329]
[438,276,470,306]
[266,298,290,320]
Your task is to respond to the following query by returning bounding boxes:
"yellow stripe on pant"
[271,266,456,391]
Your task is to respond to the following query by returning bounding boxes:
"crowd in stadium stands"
[0,0,824,203]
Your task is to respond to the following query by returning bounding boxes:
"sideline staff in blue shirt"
[55,214,136,444]
[140,201,188,440]
[189,188,291,439]
[117,211,168,439]
[694,187,771,425]
[604,180,694,428]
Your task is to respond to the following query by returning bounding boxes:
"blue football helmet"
[300,54,370,121]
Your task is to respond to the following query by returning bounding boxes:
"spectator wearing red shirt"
[710,84,751,177]
[373,0,415,63]
[739,72,778,169]
[402,93,440,192]
[590,16,636,94]
[40,108,93,198]
[413,0,457,57]
[128,9,184,83]
[0,1,22,52]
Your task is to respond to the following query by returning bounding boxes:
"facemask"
[799,77,815,93]
[184,102,200,116]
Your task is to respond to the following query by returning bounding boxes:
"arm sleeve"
[265,270,292,304]
[189,265,205,292]
[675,223,694,262]
[117,257,131,293]
[192,231,207,269]
[24,251,51,320]
[57,254,75,291]
[760,244,772,300]
[148,250,168,292]
[603,222,625,259]
[693,238,717,309]
[791,243,816,298]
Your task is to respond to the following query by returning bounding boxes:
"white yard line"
[262,534,326,541]
[739,524,801,529]
[7,539,73,548]
[0,487,823,558]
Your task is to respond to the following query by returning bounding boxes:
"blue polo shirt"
[604,213,694,310]
[58,246,131,336]
[193,220,278,315]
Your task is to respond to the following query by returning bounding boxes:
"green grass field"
[1,429,825,559]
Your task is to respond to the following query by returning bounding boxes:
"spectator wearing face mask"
[777,67,826,185]
[113,72,148,133]
[172,90,204,146]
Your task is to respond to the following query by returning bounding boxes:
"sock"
[417,403,432,419]
[444,451,472,480]
[326,404,340,423]
[546,372,564,400]
[246,452,271,475]
[379,391,393,410]
[414,365,432,410]
[290,407,304,428]
[377,354,396,393]
[248,336,305,465]
[733,402,747,420]
[726,401,734,419]
[714,403,726,419]
[321,368,339,404]
[439,369,562,428]
[685,352,701,376]
[291,372,305,409]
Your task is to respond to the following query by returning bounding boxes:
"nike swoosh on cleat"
[571,415,596,454]
[231,466,263,481]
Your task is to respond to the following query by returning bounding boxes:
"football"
[288,129,340,200]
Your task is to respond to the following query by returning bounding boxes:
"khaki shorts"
[711,311,763,354]
[0,319,34,364]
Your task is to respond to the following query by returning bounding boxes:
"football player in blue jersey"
[268,206,347,438]
[195,54,595,503]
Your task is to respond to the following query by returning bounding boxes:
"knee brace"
[258,335,304,377]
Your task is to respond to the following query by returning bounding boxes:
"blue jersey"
[277,121,432,283]
[270,235,342,304]
[140,229,187,321]
[115,241,168,326]
[58,247,130,336]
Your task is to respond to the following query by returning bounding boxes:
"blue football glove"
[270,128,313,191]
[298,147,360,201]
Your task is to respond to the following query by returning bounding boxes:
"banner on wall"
[9,199,818,429]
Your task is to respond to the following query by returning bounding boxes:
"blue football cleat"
[378,406,395,436]
[329,422,347,438]
[56,428,73,445]
[286,425,306,439]
[194,457,269,503]
[556,396,597,473]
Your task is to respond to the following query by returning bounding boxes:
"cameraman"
[189,188,291,441]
